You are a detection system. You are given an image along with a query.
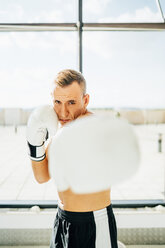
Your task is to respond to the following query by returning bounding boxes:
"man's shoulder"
[86,110,93,116]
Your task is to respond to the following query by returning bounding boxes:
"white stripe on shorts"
[93,207,111,248]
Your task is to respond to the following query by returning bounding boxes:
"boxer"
[27,69,139,248]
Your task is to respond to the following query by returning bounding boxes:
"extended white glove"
[27,105,58,161]
[48,115,140,193]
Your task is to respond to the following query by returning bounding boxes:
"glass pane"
[0,0,77,23]
[83,0,162,22]
[0,32,77,200]
[83,32,165,109]
[83,31,165,200]
[160,0,165,18]
[0,32,77,108]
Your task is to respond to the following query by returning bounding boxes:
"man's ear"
[83,94,90,108]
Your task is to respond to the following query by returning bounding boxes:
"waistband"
[57,204,113,223]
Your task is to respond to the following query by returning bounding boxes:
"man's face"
[52,81,89,126]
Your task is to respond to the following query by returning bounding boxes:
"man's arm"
[27,105,58,184]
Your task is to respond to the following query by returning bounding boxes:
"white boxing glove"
[27,105,58,161]
[48,128,70,192]
[48,114,140,194]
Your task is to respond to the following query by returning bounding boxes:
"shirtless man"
[27,69,118,247]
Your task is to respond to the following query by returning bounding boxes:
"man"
[27,69,118,247]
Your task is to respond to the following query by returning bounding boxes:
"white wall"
[0,108,165,125]
[0,108,31,125]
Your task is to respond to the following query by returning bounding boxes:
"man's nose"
[61,104,69,117]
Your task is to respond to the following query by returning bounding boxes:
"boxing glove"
[27,105,58,161]
[48,114,140,193]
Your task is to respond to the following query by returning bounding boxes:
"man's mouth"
[59,119,70,123]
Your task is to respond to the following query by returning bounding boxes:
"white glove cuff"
[27,142,46,162]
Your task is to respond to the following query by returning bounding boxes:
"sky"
[0,0,165,109]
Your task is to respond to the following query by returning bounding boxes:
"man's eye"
[55,100,60,104]
[69,101,75,105]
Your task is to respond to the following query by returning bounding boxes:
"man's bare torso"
[58,188,111,212]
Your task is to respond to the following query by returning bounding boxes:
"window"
[0,0,165,206]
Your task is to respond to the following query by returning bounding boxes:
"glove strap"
[27,142,46,161]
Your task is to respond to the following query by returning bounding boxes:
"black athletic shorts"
[50,204,118,248]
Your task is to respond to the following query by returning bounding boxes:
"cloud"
[84,0,111,15]
[84,32,113,59]
[8,32,76,54]
[99,7,162,22]
[32,10,64,23]
[0,1,74,23]
[0,4,24,22]
[0,35,13,47]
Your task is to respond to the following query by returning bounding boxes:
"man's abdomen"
[58,188,111,212]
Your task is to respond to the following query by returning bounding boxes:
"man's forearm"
[31,156,50,183]
[31,139,52,184]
